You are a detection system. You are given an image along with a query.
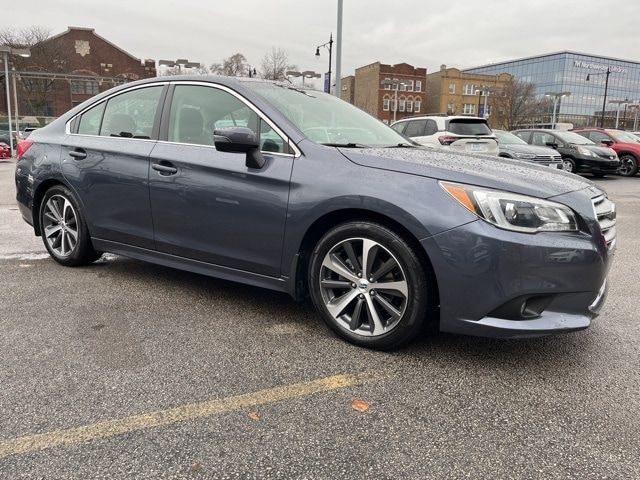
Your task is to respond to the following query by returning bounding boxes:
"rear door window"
[514,131,531,143]
[404,120,427,137]
[100,86,163,139]
[446,119,492,136]
[424,119,438,136]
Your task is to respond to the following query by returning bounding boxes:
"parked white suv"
[391,115,499,156]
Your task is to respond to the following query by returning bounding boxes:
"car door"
[148,83,295,277]
[62,84,166,249]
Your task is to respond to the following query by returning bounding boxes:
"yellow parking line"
[0,373,361,459]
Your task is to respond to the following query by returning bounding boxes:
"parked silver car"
[494,129,562,168]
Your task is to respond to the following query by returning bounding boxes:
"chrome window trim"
[168,80,301,158]
[65,80,302,158]
[65,82,170,135]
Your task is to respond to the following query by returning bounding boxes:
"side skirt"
[91,238,291,295]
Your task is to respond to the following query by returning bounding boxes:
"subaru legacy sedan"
[15,76,615,349]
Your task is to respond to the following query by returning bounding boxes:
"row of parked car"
[390,114,640,178]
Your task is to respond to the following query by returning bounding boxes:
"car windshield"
[245,83,410,147]
[609,130,640,143]
[494,130,527,145]
[447,119,492,136]
[554,131,595,145]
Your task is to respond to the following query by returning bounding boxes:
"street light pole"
[315,34,333,93]
[586,68,611,128]
[334,0,343,96]
[544,92,571,129]
[476,90,483,117]
[1,46,31,157]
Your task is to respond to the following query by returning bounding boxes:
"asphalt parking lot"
[0,158,639,479]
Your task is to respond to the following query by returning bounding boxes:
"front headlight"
[513,152,536,159]
[577,146,596,157]
[441,182,578,233]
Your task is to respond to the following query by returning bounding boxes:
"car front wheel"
[308,221,431,350]
[618,154,638,177]
[562,158,576,173]
[39,185,102,266]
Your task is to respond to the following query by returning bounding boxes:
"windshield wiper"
[321,142,370,148]
[385,142,417,148]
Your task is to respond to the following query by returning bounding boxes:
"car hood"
[340,146,594,198]
[501,143,560,157]
[580,144,617,157]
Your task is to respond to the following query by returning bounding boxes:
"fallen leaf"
[351,399,370,413]
[19,264,32,268]
[190,462,203,472]
[247,411,260,421]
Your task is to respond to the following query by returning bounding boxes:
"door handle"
[69,148,87,160]
[151,163,178,175]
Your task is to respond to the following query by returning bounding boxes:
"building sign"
[75,40,90,57]
[573,60,626,74]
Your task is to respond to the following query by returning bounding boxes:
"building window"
[416,80,422,92]
[383,98,390,111]
[448,83,455,94]
[399,99,406,112]
[447,102,455,114]
[70,80,100,95]
[414,100,421,113]
[462,103,475,114]
[406,80,414,91]
[390,99,397,112]
[463,84,477,95]
[384,78,391,90]
[407,100,413,112]
[399,82,407,91]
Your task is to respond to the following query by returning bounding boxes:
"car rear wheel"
[308,221,431,350]
[618,155,638,177]
[39,185,102,266]
[562,158,576,173]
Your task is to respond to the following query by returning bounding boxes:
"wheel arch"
[617,151,638,160]
[31,178,85,236]
[290,208,439,321]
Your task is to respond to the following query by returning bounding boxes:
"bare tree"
[491,78,541,130]
[0,26,68,117]
[260,47,295,81]
[210,53,248,77]
[161,64,209,76]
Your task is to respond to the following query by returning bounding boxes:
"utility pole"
[334,0,343,96]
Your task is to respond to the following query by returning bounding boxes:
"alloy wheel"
[318,238,409,337]
[42,195,79,257]
[618,156,636,176]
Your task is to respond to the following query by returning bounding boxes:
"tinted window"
[587,131,612,144]
[391,122,407,134]
[404,120,426,137]
[447,119,492,135]
[424,119,438,136]
[168,85,290,153]
[77,102,106,136]
[531,131,558,147]
[100,86,163,139]
[514,131,531,143]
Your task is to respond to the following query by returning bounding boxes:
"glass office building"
[466,51,640,128]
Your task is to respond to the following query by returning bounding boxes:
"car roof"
[391,115,486,125]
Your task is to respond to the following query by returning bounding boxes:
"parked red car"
[0,142,11,159]
[572,128,640,177]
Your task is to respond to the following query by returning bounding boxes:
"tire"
[308,221,431,350]
[618,154,638,177]
[562,158,577,173]
[39,185,102,266]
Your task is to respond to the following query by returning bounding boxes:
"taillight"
[16,140,33,160]
[438,135,458,146]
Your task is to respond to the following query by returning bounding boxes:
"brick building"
[426,65,512,123]
[340,75,355,104]
[343,62,427,124]
[0,27,156,121]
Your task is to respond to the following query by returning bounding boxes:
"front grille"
[592,194,616,252]
[533,155,561,162]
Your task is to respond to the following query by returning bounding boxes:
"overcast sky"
[18,0,640,81]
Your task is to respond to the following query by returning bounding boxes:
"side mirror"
[213,127,265,169]
[601,139,614,147]
[545,142,559,149]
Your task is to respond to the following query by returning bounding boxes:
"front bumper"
[421,218,612,338]
[576,157,619,174]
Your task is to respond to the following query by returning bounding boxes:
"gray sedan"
[494,129,562,168]
[15,76,614,349]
